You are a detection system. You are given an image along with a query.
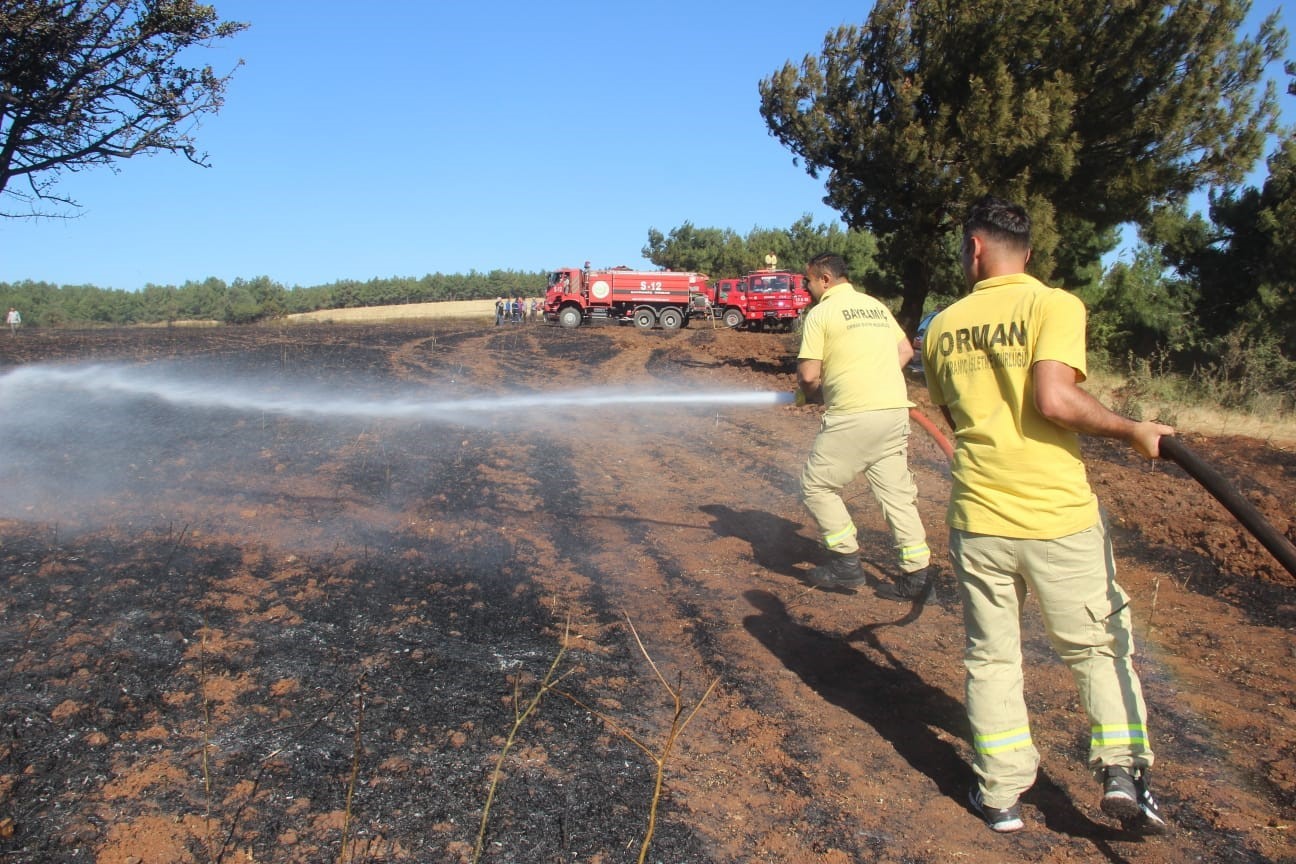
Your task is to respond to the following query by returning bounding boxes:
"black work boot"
[806,549,868,589]
[876,564,935,603]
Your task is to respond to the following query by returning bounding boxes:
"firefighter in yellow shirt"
[924,196,1173,835]
[796,252,934,603]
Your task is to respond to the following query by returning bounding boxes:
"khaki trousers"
[800,408,930,573]
[951,520,1153,808]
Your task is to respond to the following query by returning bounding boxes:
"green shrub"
[1192,329,1296,412]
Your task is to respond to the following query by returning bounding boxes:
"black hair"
[806,252,848,280]
[963,196,1031,251]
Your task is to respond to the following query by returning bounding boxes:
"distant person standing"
[494,297,505,326]
[795,252,935,602]
[6,307,20,335]
[924,196,1172,835]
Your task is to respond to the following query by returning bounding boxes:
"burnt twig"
[557,613,719,864]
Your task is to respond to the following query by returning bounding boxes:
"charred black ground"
[2,321,1294,864]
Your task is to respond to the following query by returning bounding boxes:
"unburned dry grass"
[285,299,498,324]
[1085,369,1296,447]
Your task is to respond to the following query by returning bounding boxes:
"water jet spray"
[0,363,792,423]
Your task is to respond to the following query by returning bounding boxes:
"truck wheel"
[722,308,744,329]
[633,308,657,330]
[558,306,582,329]
[658,308,683,331]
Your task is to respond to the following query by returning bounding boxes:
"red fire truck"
[694,269,810,330]
[544,266,709,330]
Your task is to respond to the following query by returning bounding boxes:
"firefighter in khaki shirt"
[924,196,1173,835]
[795,252,935,602]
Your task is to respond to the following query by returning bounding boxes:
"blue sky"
[3,1,1293,292]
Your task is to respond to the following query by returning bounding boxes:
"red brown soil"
[1,321,1294,864]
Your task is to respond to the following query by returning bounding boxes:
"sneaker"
[1130,769,1168,834]
[1100,766,1141,820]
[875,565,935,603]
[969,787,1025,833]
[806,550,868,589]
[1102,766,1168,834]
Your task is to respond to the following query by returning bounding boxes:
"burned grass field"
[1,322,1294,864]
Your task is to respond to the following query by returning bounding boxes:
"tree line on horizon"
[0,270,550,327]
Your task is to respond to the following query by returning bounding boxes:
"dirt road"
[0,321,1293,863]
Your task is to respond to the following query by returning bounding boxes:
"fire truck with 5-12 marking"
[543,264,811,331]
[544,265,707,330]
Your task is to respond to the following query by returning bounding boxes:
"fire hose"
[908,407,954,460]
[1157,437,1296,579]
[902,404,1296,580]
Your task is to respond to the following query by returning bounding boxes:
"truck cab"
[543,267,585,327]
[547,267,582,298]
[704,270,806,330]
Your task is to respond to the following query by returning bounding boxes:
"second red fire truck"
[696,269,810,331]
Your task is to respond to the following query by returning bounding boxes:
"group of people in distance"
[493,297,541,326]
[794,196,1171,837]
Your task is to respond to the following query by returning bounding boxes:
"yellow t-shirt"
[923,273,1099,538]
[797,282,912,414]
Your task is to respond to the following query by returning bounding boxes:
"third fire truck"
[694,269,810,330]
